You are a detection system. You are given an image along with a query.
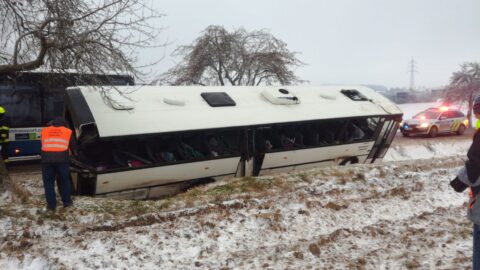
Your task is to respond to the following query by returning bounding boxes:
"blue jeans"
[42,162,72,209]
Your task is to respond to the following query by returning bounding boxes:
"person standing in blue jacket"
[450,96,480,269]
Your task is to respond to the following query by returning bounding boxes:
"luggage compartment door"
[95,157,241,194]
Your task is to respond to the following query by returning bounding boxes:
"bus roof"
[66,85,402,138]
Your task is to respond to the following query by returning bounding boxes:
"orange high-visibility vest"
[41,126,72,152]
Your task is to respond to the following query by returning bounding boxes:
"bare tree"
[0,0,164,194]
[444,62,480,127]
[157,25,304,86]
[0,0,164,78]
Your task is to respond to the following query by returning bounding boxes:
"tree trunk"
[0,158,31,203]
[468,92,474,128]
[0,158,9,191]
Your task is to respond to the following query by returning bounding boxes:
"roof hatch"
[341,89,369,101]
[201,92,236,107]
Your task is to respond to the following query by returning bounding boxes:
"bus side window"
[0,85,42,127]
[357,117,379,140]
[178,141,204,160]
[279,127,296,149]
[265,128,282,150]
[43,90,65,124]
[346,122,365,142]
[281,126,304,149]
[205,132,233,157]
[254,130,269,153]
[186,133,208,159]
[222,131,240,155]
[145,136,177,164]
[207,136,227,157]
[302,125,319,146]
[294,130,304,146]
[332,120,349,143]
[317,123,335,145]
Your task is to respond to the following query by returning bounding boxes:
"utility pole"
[408,58,418,91]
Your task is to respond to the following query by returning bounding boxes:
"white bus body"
[65,85,402,199]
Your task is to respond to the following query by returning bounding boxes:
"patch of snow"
[384,141,471,161]
[0,256,48,270]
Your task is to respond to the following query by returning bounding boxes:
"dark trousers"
[42,162,72,209]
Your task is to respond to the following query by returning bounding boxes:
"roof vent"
[261,88,300,105]
[163,97,186,106]
[319,94,336,100]
[201,92,236,107]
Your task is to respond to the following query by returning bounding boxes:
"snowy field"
[0,103,477,270]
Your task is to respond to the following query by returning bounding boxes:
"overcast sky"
[145,0,480,89]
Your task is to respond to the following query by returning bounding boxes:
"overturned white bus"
[65,85,402,199]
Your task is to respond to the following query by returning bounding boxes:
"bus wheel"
[456,125,465,135]
[428,126,438,138]
[340,157,359,166]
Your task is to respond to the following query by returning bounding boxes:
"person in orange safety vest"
[41,117,73,211]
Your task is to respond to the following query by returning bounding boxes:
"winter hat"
[49,117,66,127]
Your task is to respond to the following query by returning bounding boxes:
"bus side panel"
[260,142,374,174]
[259,160,334,176]
[260,154,369,176]
[95,157,241,194]
[8,140,41,157]
[7,127,42,160]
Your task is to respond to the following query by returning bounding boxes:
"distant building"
[396,91,418,103]
[430,88,447,101]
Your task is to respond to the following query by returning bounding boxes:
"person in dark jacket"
[41,117,74,210]
[450,96,480,269]
[0,106,9,161]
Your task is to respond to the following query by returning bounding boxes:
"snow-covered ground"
[0,102,477,270]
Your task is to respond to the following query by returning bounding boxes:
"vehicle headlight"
[420,123,429,128]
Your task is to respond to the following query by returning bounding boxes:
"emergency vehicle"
[400,106,468,137]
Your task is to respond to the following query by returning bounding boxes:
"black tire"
[428,126,438,138]
[456,125,466,135]
[402,132,410,137]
